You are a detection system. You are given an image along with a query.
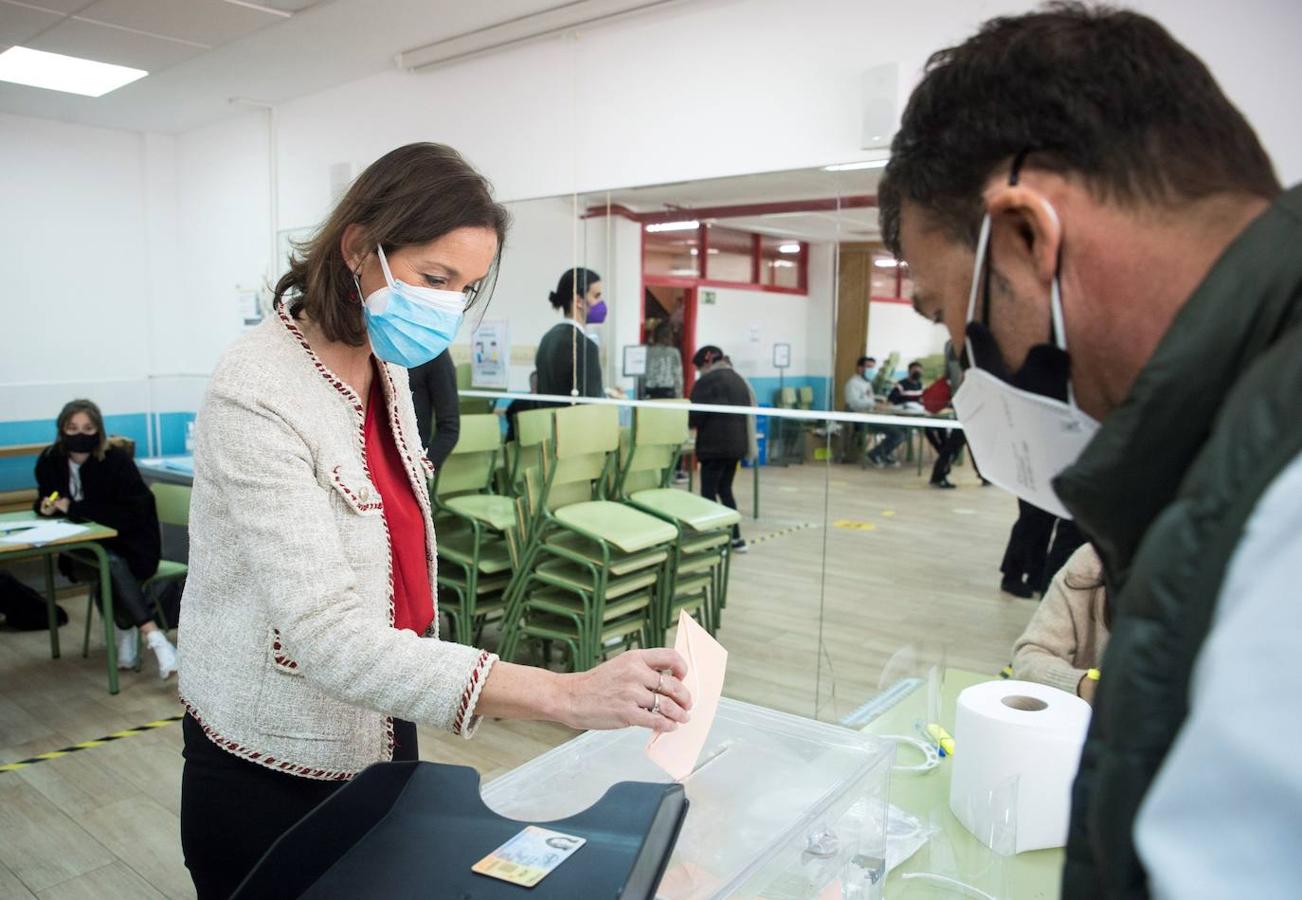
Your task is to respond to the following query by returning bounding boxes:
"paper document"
[0,521,90,546]
[646,610,728,781]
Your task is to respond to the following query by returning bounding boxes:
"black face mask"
[64,432,99,454]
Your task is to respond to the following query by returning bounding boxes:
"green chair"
[615,403,740,639]
[498,405,678,669]
[80,482,189,663]
[431,414,518,645]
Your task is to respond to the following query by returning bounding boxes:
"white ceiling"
[0,0,571,133]
[580,165,884,242]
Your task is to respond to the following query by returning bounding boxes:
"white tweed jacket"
[177,304,497,780]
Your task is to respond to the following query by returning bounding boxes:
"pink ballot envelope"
[646,610,728,781]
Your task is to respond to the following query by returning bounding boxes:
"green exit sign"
[702,290,717,305]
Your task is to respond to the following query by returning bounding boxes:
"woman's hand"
[559,648,692,733]
[38,498,57,516]
[54,498,70,514]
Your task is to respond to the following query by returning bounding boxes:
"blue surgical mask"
[358,245,466,368]
[862,368,877,381]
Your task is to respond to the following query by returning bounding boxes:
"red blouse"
[364,376,434,635]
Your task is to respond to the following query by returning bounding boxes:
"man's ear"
[986,185,1061,293]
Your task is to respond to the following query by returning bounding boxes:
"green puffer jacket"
[1055,184,1302,897]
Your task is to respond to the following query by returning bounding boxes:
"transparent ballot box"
[482,698,894,899]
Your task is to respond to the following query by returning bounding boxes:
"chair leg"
[82,588,94,658]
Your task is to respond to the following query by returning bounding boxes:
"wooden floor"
[0,456,1034,898]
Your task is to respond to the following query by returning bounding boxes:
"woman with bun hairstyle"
[535,267,605,399]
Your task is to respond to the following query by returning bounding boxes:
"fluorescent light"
[824,159,889,172]
[0,47,147,98]
[669,268,698,276]
[778,242,801,254]
[873,258,900,268]
[773,260,796,268]
[646,220,700,233]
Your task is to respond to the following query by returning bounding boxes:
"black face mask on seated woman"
[63,432,100,454]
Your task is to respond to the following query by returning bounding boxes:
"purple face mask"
[585,300,608,324]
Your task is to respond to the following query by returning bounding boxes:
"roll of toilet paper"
[948,680,1091,854]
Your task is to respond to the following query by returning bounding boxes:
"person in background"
[689,345,754,553]
[878,5,1299,895]
[841,355,876,463]
[407,349,460,469]
[502,370,540,443]
[1012,544,1108,705]
[925,342,968,489]
[33,399,178,679]
[863,358,910,468]
[643,322,683,399]
[888,359,926,408]
[999,501,1055,598]
[536,267,605,400]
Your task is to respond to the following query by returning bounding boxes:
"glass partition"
[457,163,1034,735]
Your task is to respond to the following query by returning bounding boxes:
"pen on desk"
[926,723,956,758]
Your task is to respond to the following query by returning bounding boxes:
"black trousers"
[699,458,742,540]
[930,430,967,483]
[1000,499,1059,590]
[180,714,419,899]
[68,550,156,630]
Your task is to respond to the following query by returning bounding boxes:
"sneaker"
[730,539,749,554]
[930,478,957,489]
[866,453,885,469]
[146,630,178,680]
[1000,577,1034,599]
[885,457,902,468]
[115,625,139,670]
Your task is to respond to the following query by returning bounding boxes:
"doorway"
[642,283,697,395]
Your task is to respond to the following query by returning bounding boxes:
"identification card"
[472,826,587,888]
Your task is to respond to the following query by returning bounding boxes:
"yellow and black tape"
[0,715,183,774]
[747,521,818,547]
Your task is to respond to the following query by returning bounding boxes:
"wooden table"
[0,511,122,694]
[865,668,1064,899]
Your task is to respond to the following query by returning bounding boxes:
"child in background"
[1011,543,1109,704]
[34,399,178,679]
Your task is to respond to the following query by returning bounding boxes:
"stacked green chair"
[430,415,518,645]
[615,403,740,641]
[498,405,679,671]
[79,482,189,664]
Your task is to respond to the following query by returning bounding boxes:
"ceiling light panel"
[0,46,146,96]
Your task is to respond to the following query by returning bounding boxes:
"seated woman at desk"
[33,399,178,679]
[1011,544,1109,704]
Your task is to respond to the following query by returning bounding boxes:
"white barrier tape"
[458,390,963,430]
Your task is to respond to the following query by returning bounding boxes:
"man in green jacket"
[877,4,1301,897]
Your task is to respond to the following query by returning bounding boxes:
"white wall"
[866,299,949,371]
[0,112,154,421]
[694,286,809,382]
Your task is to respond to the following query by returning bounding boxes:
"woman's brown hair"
[273,143,511,346]
[56,399,108,461]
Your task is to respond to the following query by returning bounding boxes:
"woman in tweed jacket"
[177,144,692,898]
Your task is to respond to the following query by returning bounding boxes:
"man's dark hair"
[857,356,876,368]
[908,360,923,371]
[878,2,1280,255]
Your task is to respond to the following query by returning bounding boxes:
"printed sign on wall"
[471,319,510,388]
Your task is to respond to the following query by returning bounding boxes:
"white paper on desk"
[0,521,89,545]
[646,610,728,781]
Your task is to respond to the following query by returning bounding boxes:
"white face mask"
[950,214,1100,520]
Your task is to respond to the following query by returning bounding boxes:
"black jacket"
[33,444,160,581]
[1058,184,1302,897]
[408,350,460,469]
[689,366,751,461]
[536,322,602,400]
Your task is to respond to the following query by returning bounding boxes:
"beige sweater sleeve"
[204,383,494,734]
[1011,544,1107,696]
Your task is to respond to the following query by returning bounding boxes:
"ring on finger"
[651,694,661,715]
[655,671,665,695]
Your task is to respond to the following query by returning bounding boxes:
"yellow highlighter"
[927,723,956,758]
[44,491,60,507]
[1086,668,1101,682]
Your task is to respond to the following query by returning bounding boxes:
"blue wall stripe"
[0,412,195,493]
